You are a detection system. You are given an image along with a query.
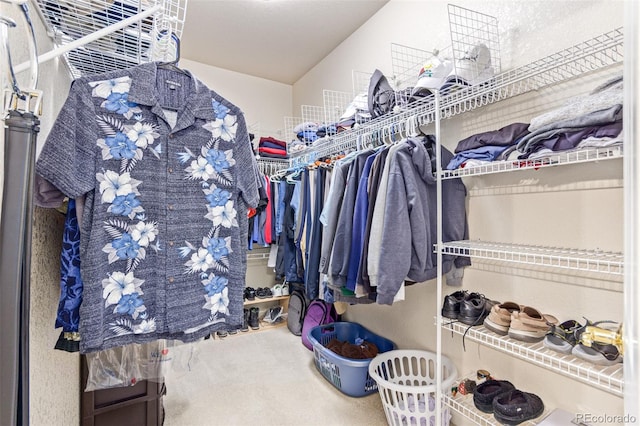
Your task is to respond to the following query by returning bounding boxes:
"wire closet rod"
[13,3,162,73]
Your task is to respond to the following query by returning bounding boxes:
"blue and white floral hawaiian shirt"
[36,62,260,353]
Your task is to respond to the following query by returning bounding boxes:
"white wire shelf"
[445,393,499,426]
[439,240,624,276]
[289,27,623,166]
[33,0,188,78]
[256,158,289,176]
[441,145,623,179]
[443,321,624,396]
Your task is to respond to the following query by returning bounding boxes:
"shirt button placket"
[166,130,177,299]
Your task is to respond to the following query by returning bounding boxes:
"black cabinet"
[80,355,165,426]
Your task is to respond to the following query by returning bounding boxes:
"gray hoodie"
[376,137,470,305]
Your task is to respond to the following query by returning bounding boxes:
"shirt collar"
[127,62,217,122]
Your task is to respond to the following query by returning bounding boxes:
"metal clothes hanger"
[157,31,189,76]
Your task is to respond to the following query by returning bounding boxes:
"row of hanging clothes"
[257,124,472,305]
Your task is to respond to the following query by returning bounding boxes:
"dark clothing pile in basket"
[324,338,379,359]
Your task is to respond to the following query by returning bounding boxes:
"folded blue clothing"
[317,124,337,137]
[297,130,319,143]
[447,145,510,170]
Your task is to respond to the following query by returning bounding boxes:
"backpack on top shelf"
[287,289,307,336]
[301,299,338,351]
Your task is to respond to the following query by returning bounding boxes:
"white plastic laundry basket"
[368,350,457,426]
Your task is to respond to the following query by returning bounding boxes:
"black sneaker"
[459,293,495,326]
[473,380,516,413]
[441,290,468,319]
[245,287,256,301]
[493,389,544,425]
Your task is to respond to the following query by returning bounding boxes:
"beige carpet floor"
[163,326,388,426]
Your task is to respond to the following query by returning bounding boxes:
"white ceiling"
[180,0,389,85]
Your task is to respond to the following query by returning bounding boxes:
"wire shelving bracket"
[352,70,372,97]
[30,0,188,78]
[447,4,501,77]
[322,89,352,124]
[300,104,325,125]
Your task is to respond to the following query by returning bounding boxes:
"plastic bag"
[84,339,199,391]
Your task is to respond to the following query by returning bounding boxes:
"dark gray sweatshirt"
[376,137,470,305]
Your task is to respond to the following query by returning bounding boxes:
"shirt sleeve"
[35,79,97,199]
[375,159,412,305]
[233,111,260,208]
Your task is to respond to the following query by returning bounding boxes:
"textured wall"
[29,207,80,425]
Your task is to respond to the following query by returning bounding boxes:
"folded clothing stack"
[258,136,288,159]
[446,75,624,170]
[294,122,320,144]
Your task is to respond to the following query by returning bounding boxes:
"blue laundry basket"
[307,322,395,397]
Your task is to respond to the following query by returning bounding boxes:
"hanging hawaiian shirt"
[36,62,260,353]
[54,198,83,353]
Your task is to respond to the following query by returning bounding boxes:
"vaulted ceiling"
[180,0,389,84]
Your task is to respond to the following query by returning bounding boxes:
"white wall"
[180,58,293,142]
[293,0,625,421]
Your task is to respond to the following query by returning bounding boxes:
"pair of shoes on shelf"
[483,302,558,342]
[244,287,256,301]
[272,283,291,297]
[565,319,623,365]
[442,290,496,326]
[474,380,544,425]
[256,287,273,299]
